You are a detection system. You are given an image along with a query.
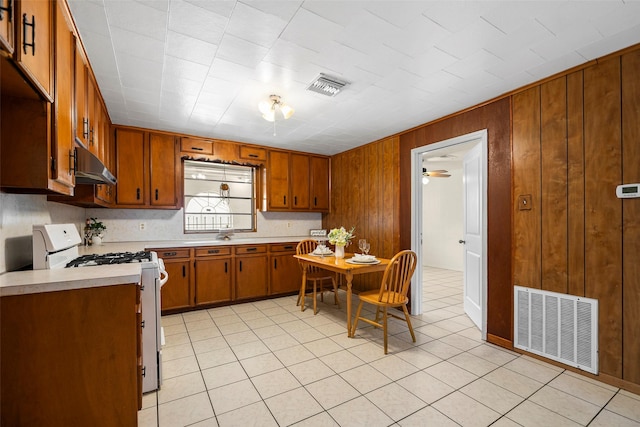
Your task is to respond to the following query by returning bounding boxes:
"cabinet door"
[16,0,52,101]
[235,255,268,300]
[291,154,310,209]
[116,129,146,205]
[96,116,113,204]
[195,258,232,305]
[161,260,191,311]
[0,0,14,53]
[270,253,302,294]
[52,2,74,189]
[267,151,290,209]
[149,133,177,207]
[310,156,330,211]
[87,77,99,155]
[74,43,88,145]
[213,140,238,162]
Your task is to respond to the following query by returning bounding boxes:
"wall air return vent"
[514,286,598,374]
[306,73,348,97]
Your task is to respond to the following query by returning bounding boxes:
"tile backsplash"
[0,193,321,274]
[0,194,85,273]
[84,208,322,243]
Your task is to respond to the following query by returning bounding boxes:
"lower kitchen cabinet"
[1,283,140,426]
[160,256,191,311]
[154,242,300,313]
[195,247,232,305]
[235,245,268,300]
[270,243,302,295]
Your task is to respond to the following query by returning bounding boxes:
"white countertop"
[0,264,142,297]
[78,236,312,255]
[1,236,312,296]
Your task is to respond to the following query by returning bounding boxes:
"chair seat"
[358,290,407,307]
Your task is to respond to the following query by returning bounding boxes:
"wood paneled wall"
[323,136,400,291]
[512,50,640,385]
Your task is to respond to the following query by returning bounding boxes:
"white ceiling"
[67,0,640,156]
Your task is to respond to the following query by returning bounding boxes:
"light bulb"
[422,176,429,185]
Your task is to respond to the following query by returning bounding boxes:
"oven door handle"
[158,258,169,287]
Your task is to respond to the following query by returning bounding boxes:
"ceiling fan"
[422,167,450,178]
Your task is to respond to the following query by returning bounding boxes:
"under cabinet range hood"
[74,144,116,185]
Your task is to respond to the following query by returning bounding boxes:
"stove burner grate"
[65,251,152,268]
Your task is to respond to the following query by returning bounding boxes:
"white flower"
[328,226,355,246]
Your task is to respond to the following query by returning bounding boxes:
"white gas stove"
[32,224,167,393]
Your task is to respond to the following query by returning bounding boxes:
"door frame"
[410,129,488,339]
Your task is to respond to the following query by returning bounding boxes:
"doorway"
[410,130,488,339]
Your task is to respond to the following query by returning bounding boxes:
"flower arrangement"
[328,226,355,247]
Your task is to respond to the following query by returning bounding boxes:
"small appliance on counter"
[32,224,168,393]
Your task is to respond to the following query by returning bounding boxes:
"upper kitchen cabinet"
[179,136,239,163]
[149,132,179,207]
[115,127,180,209]
[310,156,330,211]
[15,0,53,102]
[0,0,14,53]
[74,41,88,147]
[115,128,146,206]
[265,150,330,212]
[266,150,290,210]
[51,0,75,190]
[291,153,310,209]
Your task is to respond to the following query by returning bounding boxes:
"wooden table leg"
[345,271,353,337]
[299,263,308,312]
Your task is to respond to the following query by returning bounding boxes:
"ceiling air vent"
[306,73,348,97]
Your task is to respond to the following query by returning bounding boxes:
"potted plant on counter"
[89,218,107,245]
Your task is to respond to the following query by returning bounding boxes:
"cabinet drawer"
[240,146,266,161]
[270,243,297,253]
[153,248,190,259]
[235,245,267,255]
[181,137,213,155]
[195,247,232,257]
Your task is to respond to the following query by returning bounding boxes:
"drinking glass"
[363,242,370,255]
[358,239,367,255]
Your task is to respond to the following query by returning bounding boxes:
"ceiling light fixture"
[258,95,294,136]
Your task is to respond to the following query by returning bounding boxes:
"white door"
[462,143,483,329]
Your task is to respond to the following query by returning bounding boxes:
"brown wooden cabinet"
[115,128,180,209]
[181,136,212,155]
[291,153,310,209]
[310,156,330,211]
[266,150,330,212]
[51,1,74,190]
[240,145,266,162]
[0,0,14,53]
[150,132,179,207]
[195,247,233,305]
[269,243,301,295]
[267,150,290,209]
[153,241,304,313]
[87,76,99,156]
[115,128,146,206]
[15,0,52,102]
[74,41,88,146]
[153,248,191,311]
[235,245,268,300]
[1,283,141,426]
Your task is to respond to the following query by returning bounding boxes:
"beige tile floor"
[138,267,640,426]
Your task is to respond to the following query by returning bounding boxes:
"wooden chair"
[296,239,340,315]
[351,250,417,354]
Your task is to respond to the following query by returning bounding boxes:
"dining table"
[294,252,391,337]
